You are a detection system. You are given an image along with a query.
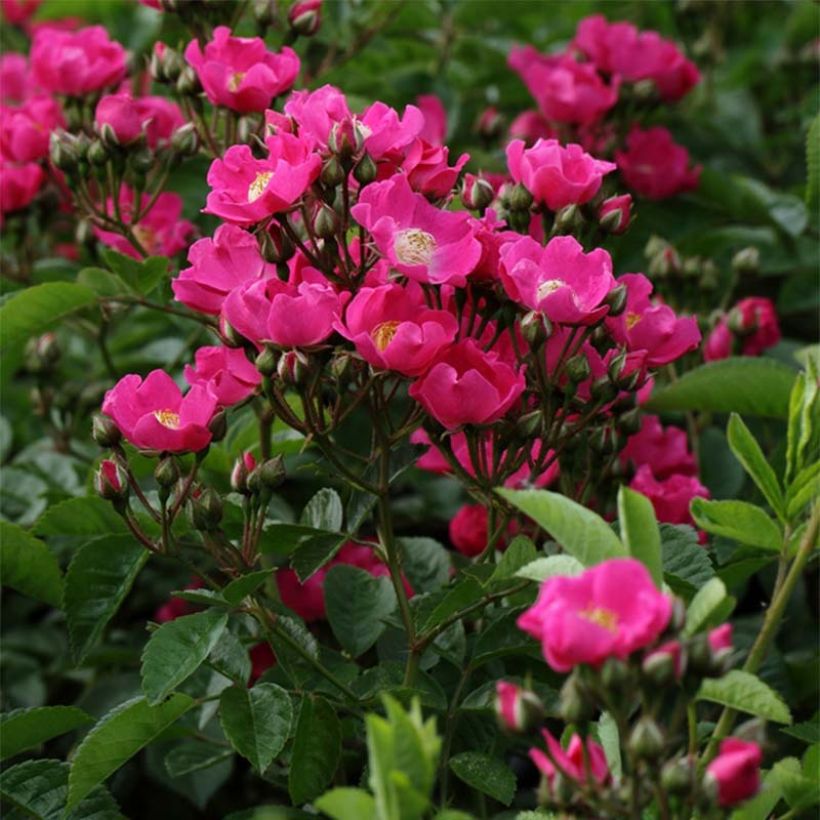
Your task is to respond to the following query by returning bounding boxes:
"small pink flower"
[0,158,44,213]
[95,93,184,148]
[703,320,734,362]
[598,193,632,233]
[31,25,127,96]
[336,282,457,377]
[0,95,63,162]
[222,276,345,348]
[606,273,701,366]
[616,126,701,200]
[706,739,762,807]
[184,26,299,113]
[359,101,424,163]
[517,557,673,672]
[500,234,615,325]
[204,132,321,225]
[401,138,469,198]
[173,224,276,315]
[94,187,193,260]
[621,415,696,479]
[509,47,618,125]
[351,174,481,286]
[734,297,781,356]
[1,0,42,25]
[416,94,447,145]
[508,110,556,145]
[506,138,615,211]
[0,54,31,104]
[409,339,525,430]
[281,84,352,148]
[102,370,218,453]
[449,503,491,557]
[184,346,261,407]
[629,465,710,526]
[529,730,610,790]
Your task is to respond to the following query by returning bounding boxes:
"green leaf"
[101,249,168,295]
[783,713,820,744]
[222,570,272,605]
[0,706,93,761]
[807,113,819,209]
[67,694,194,809]
[597,712,622,780]
[448,751,515,806]
[660,524,715,598]
[34,496,128,538]
[697,670,792,724]
[315,788,376,820]
[141,610,229,704]
[0,758,123,820]
[300,488,343,532]
[515,555,584,583]
[77,267,132,298]
[786,462,820,519]
[490,535,538,583]
[219,683,293,772]
[291,532,346,582]
[164,742,233,778]
[646,358,797,419]
[64,535,149,663]
[0,520,63,608]
[498,488,626,566]
[324,564,397,656]
[727,414,785,518]
[208,629,252,685]
[771,757,820,811]
[690,499,783,551]
[418,577,483,633]
[399,537,451,594]
[785,364,819,486]
[617,486,662,587]
[288,696,342,806]
[683,577,730,637]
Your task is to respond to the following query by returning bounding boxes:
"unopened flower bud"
[559,674,595,724]
[643,641,686,685]
[476,106,504,141]
[495,681,544,733]
[259,455,286,489]
[329,116,366,160]
[629,716,665,760]
[25,332,60,371]
[154,456,179,488]
[353,153,377,186]
[509,182,533,212]
[565,354,591,384]
[255,346,278,377]
[662,757,695,795]
[231,451,257,494]
[277,349,309,385]
[171,122,199,157]
[87,139,110,167]
[590,376,618,403]
[330,350,354,384]
[219,317,247,349]
[618,407,642,436]
[288,0,322,37]
[731,246,759,275]
[98,121,121,151]
[159,45,184,82]
[604,283,628,317]
[633,78,658,102]
[208,410,227,443]
[49,130,80,173]
[520,310,552,347]
[252,0,277,26]
[320,156,345,187]
[554,204,582,233]
[516,409,544,439]
[95,459,128,503]
[461,174,494,211]
[129,146,154,175]
[599,194,632,234]
[313,203,338,239]
[92,414,122,448]
[176,66,201,96]
[259,224,294,264]
[190,487,223,531]
[600,656,630,691]
[687,632,713,675]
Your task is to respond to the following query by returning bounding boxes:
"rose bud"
[231,451,257,494]
[190,487,223,531]
[95,459,128,503]
[461,174,494,211]
[476,106,504,141]
[705,738,762,807]
[643,639,686,684]
[289,0,322,37]
[628,716,665,760]
[495,681,544,733]
[92,413,122,448]
[598,194,632,234]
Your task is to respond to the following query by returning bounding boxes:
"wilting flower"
[629,465,710,526]
[95,93,184,147]
[705,739,762,807]
[529,730,610,791]
[621,415,697,479]
[183,346,261,407]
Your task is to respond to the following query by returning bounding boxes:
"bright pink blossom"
[204,133,321,225]
[402,138,469,198]
[95,93,184,147]
[173,224,276,315]
[508,110,555,145]
[449,503,518,557]
[359,101,424,163]
[0,158,44,213]
[709,624,733,656]
[281,84,351,148]
[336,282,457,377]
[0,54,30,104]
[500,235,615,325]
[517,557,673,672]
[184,346,261,407]
[94,188,193,260]
[506,138,615,211]
[599,193,632,233]
[529,731,610,791]
[509,47,618,125]
[416,94,447,145]
[351,174,481,286]
[621,415,696,479]
[409,339,525,429]
[616,126,701,200]
[102,370,217,453]
[31,25,127,96]
[706,297,781,361]
[184,26,299,113]
[706,739,762,807]
[1,0,41,25]
[0,96,63,162]
[703,321,733,362]
[630,465,709,526]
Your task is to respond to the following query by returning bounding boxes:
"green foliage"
[617,486,662,587]
[0,520,63,608]
[0,706,92,762]
[448,752,515,806]
[288,696,342,806]
[697,670,792,724]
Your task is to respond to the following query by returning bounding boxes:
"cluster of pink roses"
[705,296,781,361]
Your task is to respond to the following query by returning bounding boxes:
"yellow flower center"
[132,225,158,254]
[579,605,619,633]
[625,311,642,330]
[536,279,565,302]
[248,171,273,203]
[227,71,245,92]
[371,320,401,352]
[154,409,181,429]
[394,229,436,266]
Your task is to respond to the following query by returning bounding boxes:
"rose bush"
[0,2,817,819]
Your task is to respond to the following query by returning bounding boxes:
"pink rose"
[351,174,481,287]
[102,369,218,453]
[173,224,276,316]
[509,47,618,125]
[94,187,193,260]
[0,158,44,213]
[0,95,63,162]
[204,132,321,225]
[506,138,615,211]
[629,465,710,526]
[616,126,701,200]
[706,739,762,807]
[734,297,781,356]
[336,282,457,377]
[409,339,525,430]
[1,54,30,104]
[1,0,41,25]
[94,458,126,500]
[621,415,696,479]
[31,25,127,96]
[183,345,261,407]
[359,101,424,163]
[500,234,615,325]
[709,623,733,657]
[281,84,352,149]
[416,93,447,145]
[449,503,490,557]
[401,138,469,198]
[95,93,184,148]
[184,26,299,113]
[508,110,556,145]
[606,273,701,366]
[288,0,322,37]
[529,730,610,791]
[598,193,632,233]
[704,320,734,362]
[517,557,673,672]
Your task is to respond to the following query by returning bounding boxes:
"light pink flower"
[416,94,447,145]
[629,465,710,526]
[409,339,525,429]
[500,234,615,325]
[506,138,615,211]
[102,369,217,452]
[529,730,610,790]
[0,95,63,162]
[336,282,457,377]
[184,26,299,113]
[0,158,44,213]
[517,557,673,672]
[31,25,127,96]
[95,93,184,147]
[706,739,762,807]
[173,224,276,315]
[616,126,700,200]
[184,345,261,407]
[204,132,321,225]
[621,415,696,479]
[351,174,481,286]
